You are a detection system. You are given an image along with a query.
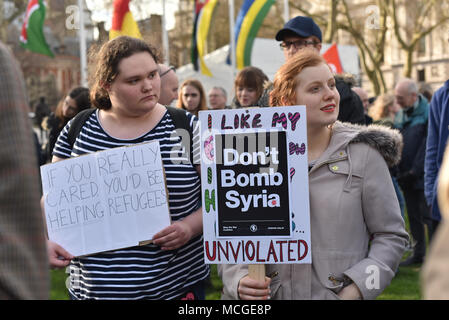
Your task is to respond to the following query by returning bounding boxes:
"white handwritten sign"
[199,106,311,264]
[40,141,171,257]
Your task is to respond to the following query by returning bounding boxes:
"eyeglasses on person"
[279,40,319,50]
[159,66,176,77]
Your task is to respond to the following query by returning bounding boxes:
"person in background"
[353,87,373,124]
[208,86,229,110]
[369,93,405,218]
[41,87,90,162]
[158,64,178,106]
[368,93,400,128]
[424,78,449,234]
[0,41,49,299]
[176,79,208,117]
[368,96,377,108]
[219,50,407,300]
[34,96,50,134]
[275,15,366,125]
[422,142,449,299]
[394,78,432,266]
[47,36,209,300]
[231,66,269,108]
[419,82,433,103]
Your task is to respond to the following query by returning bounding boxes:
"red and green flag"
[20,0,54,57]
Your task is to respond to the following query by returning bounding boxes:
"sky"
[85,0,180,30]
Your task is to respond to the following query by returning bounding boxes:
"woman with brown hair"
[41,87,90,161]
[219,49,407,300]
[176,79,207,116]
[46,36,209,300]
[231,66,269,108]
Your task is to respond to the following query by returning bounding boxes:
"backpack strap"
[67,107,195,164]
[67,108,96,151]
[166,106,194,164]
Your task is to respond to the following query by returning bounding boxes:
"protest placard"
[199,106,311,265]
[40,140,171,257]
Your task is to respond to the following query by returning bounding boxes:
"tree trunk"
[323,0,338,43]
[403,48,414,78]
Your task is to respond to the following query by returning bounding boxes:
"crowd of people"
[2,14,449,300]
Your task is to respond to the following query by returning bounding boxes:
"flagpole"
[78,0,87,87]
[228,0,236,79]
[161,0,170,64]
[284,0,289,22]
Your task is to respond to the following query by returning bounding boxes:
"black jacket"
[396,95,430,190]
[336,78,366,125]
[42,113,65,162]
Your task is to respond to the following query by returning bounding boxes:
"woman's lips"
[141,95,156,102]
[320,104,336,112]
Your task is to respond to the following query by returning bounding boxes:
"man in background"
[208,86,229,110]
[158,64,178,106]
[275,16,365,125]
[394,78,432,266]
[425,79,449,233]
[353,86,373,124]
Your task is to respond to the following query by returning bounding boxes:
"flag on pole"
[20,0,54,57]
[234,0,275,70]
[322,43,343,74]
[110,0,142,40]
[191,0,218,76]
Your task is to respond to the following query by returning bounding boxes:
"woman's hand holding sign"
[238,275,271,300]
[47,240,74,268]
[153,207,203,251]
[152,220,193,250]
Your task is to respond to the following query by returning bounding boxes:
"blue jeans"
[392,176,405,218]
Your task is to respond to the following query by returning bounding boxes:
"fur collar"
[345,122,403,167]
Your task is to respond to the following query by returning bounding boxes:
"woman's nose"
[324,86,336,99]
[142,78,152,91]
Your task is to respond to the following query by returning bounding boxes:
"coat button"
[331,165,339,171]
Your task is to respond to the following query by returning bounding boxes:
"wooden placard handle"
[248,264,266,282]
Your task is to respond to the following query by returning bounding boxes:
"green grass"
[377,264,421,300]
[50,268,69,300]
[51,211,422,300]
[51,260,420,300]
[205,264,224,300]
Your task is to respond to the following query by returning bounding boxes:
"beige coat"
[219,121,409,300]
[421,220,449,299]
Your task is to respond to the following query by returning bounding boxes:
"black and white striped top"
[53,109,209,300]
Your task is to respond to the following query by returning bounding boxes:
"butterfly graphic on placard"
[289,142,306,155]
